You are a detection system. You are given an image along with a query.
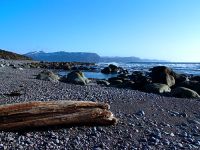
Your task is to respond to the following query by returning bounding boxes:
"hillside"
[25,51,101,63]
[25,51,165,63]
[100,56,142,63]
[0,49,31,60]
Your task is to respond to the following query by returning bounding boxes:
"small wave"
[98,62,200,75]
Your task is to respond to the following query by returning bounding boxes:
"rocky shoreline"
[0,60,200,149]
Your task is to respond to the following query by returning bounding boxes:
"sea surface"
[60,62,200,79]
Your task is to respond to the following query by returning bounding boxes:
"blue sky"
[0,0,200,62]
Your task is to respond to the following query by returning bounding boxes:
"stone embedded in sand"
[177,81,200,95]
[96,80,110,86]
[108,78,123,85]
[36,70,60,82]
[6,91,23,97]
[145,83,171,94]
[61,70,90,85]
[171,87,200,98]
[0,101,118,131]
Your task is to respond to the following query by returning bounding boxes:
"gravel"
[0,61,200,149]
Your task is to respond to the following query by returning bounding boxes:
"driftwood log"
[0,101,118,131]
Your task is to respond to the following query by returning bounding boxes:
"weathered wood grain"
[0,101,117,131]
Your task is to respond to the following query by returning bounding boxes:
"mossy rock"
[145,83,171,94]
[62,70,90,85]
[171,87,200,99]
[36,70,60,82]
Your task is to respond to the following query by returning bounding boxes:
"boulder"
[71,66,79,70]
[62,63,71,70]
[118,73,129,78]
[110,80,123,85]
[145,83,171,94]
[118,67,129,74]
[101,64,119,74]
[36,70,60,82]
[129,71,151,90]
[101,67,112,74]
[108,64,118,72]
[150,66,176,87]
[171,87,200,98]
[166,74,176,87]
[61,70,90,85]
[174,73,189,84]
[108,77,124,85]
[177,81,200,95]
[190,76,200,82]
[121,80,135,89]
[96,80,110,86]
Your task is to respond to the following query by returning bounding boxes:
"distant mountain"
[0,49,31,60]
[25,51,101,63]
[25,51,165,63]
[100,56,142,63]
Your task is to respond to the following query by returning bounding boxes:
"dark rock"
[4,90,24,97]
[71,66,78,70]
[177,81,200,95]
[174,73,189,84]
[129,71,151,90]
[122,80,135,88]
[150,66,176,87]
[190,76,200,82]
[110,80,123,85]
[118,67,128,74]
[118,73,129,78]
[62,63,71,70]
[101,67,112,74]
[101,64,119,74]
[96,80,110,86]
[108,64,118,72]
[108,77,124,85]
[171,87,200,98]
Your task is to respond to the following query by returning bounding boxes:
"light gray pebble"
[170,133,175,137]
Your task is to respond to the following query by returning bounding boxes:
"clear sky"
[0,0,200,62]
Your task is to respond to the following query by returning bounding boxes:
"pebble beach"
[0,61,200,149]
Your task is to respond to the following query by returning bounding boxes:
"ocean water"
[59,62,200,79]
[98,62,200,76]
[59,71,118,79]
